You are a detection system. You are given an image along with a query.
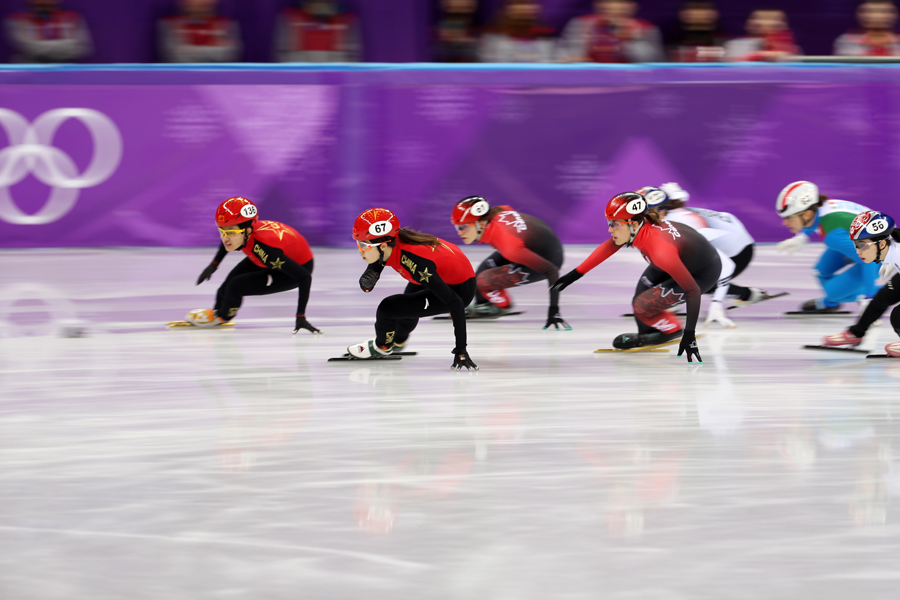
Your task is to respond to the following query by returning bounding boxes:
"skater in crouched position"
[820,211,900,357]
[775,180,880,313]
[552,192,722,364]
[190,197,320,333]
[450,195,569,329]
[639,182,768,328]
[350,207,478,370]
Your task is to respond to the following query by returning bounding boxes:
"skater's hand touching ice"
[293,316,322,335]
[451,348,478,371]
[543,305,572,330]
[677,330,702,364]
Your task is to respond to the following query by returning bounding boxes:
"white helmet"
[776,181,819,217]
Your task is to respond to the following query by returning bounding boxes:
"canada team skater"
[450,195,569,329]
[189,197,321,334]
[819,211,900,357]
[639,182,769,328]
[349,208,478,370]
[775,181,880,313]
[551,192,723,363]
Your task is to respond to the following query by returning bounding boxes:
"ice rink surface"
[2,243,899,599]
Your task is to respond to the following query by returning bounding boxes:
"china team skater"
[820,211,900,357]
[551,192,723,364]
[775,181,880,313]
[189,197,321,334]
[349,208,479,371]
[638,182,771,328]
[450,195,570,329]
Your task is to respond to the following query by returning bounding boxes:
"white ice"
[1,244,899,599]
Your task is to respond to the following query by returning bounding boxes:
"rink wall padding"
[0,63,897,249]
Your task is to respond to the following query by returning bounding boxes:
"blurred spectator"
[158,0,242,63]
[274,0,361,63]
[556,0,664,63]
[669,0,728,62]
[433,0,480,62]
[478,0,555,63]
[4,0,92,63]
[834,0,900,56]
[724,8,800,61]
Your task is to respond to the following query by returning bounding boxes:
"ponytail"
[396,228,441,248]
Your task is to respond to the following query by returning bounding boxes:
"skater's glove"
[775,232,808,255]
[550,269,583,293]
[451,348,479,371]
[359,268,380,292]
[543,305,572,330]
[293,316,322,335]
[677,330,702,364]
[879,262,897,285]
[659,182,689,202]
[704,301,736,329]
[196,262,218,285]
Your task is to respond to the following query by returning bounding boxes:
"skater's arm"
[576,239,620,274]
[649,242,702,332]
[407,253,467,349]
[212,243,227,264]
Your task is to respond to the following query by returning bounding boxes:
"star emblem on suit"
[271,257,285,270]
[418,267,432,283]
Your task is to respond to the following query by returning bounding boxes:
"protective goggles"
[853,239,879,250]
[218,227,245,236]
[454,224,473,232]
[356,239,380,250]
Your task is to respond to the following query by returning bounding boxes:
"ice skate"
[732,288,767,307]
[800,299,842,314]
[612,330,683,350]
[173,308,229,328]
[465,302,514,319]
[887,342,900,358]
[821,330,862,348]
[347,339,393,359]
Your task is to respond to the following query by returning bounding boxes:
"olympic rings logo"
[0,108,122,225]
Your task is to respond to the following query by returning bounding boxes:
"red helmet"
[216,197,259,228]
[605,192,648,221]
[451,196,490,225]
[353,208,400,242]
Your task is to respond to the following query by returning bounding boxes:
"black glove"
[451,348,478,371]
[293,316,322,335]
[677,330,702,364]
[550,269,583,293]
[196,263,218,285]
[359,268,380,292]
[543,305,571,330]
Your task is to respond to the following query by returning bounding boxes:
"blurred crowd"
[5,0,900,64]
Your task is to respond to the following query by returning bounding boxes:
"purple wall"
[0,1,865,63]
[0,64,897,249]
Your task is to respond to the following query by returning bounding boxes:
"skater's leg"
[848,274,900,338]
[376,280,476,347]
[474,252,509,305]
[476,262,545,311]
[727,245,754,300]
[214,258,275,321]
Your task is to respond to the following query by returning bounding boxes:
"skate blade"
[866,354,900,359]
[434,311,524,321]
[166,321,234,328]
[328,355,403,362]
[621,313,686,318]
[594,347,670,353]
[802,345,869,354]
[784,311,851,316]
[727,291,789,310]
